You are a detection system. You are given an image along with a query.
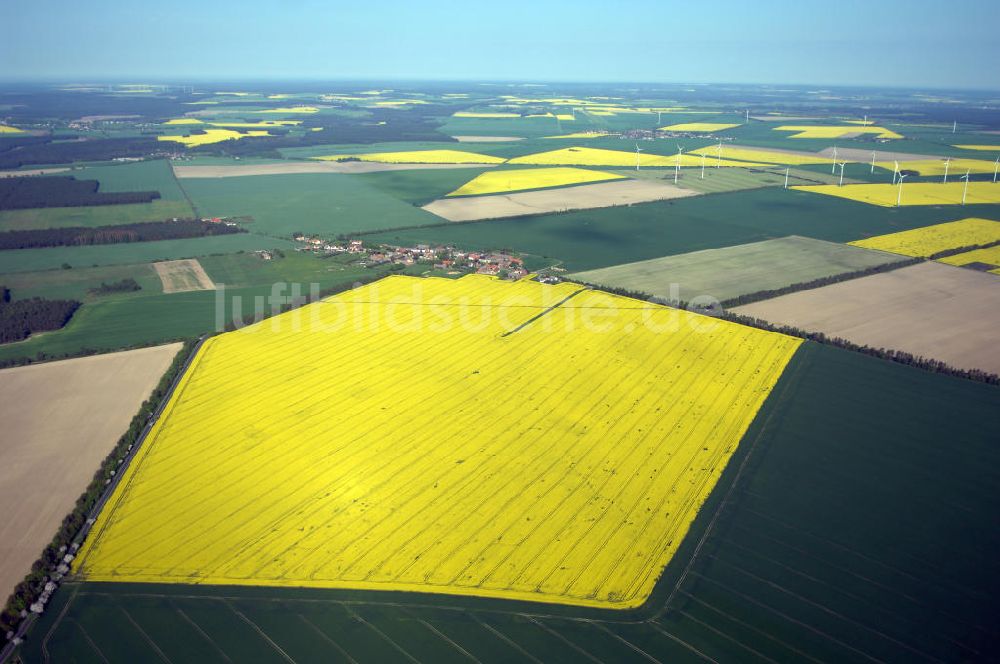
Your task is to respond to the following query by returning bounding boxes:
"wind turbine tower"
[961,169,971,205]
[896,173,908,207]
[635,143,643,171]
[943,158,951,184]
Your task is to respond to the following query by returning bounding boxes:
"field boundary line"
[689,572,883,663]
[653,342,811,619]
[418,619,482,663]
[174,606,233,662]
[119,606,172,663]
[71,619,110,664]
[224,600,298,664]
[678,590,824,663]
[646,621,718,662]
[591,623,662,664]
[670,610,779,664]
[529,618,605,663]
[708,556,944,663]
[297,614,357,664]
[500,287,588,336]
[40,582,79,663]
[474,619,544,664]
[345,606,422,663]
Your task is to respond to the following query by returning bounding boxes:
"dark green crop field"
[365,187,1000,271]
[18,343,1000,663]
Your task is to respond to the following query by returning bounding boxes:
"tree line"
[0,176,159,211]
[0,288,81,344]
[87,278,141,296]
[0,137,164,169]
[0,339,198,638]
[0,219,244,251]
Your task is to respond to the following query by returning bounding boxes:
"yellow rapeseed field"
[792,182,1000,207]
[73,275,800,609]
[937,245,1000,274]
[508,147,767,168]
[953,145,1000,152]
[688,145,836,165]
[0,125,25,134]
[208,120,302,128]
[774,125,903,139]
[157,129,270,147]
[446,167,624,197]
[163,118,203,125]
[312,149,506,164]
[849,217,1000,257]
[875,158,999,176]
[660,123,739,132]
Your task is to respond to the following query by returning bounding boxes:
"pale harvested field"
[820,147,941,162]
[573,236,907,303]
[423,179,696,221]
[450,135,524,142]
[0,168,70,178]
[173,161,495,178]
[0,344,182,600]
[153,258,216,293]
[733,262,1000,374]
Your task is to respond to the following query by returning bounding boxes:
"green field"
[19,342,1000,662]
[0,262,161,301]
[0,253,406,364]
[0,199,195,231]
[0,233,293,274]
[365,187,1000,271]
[181,173,443,237]
[571,235,909,302]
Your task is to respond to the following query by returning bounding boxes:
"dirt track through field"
[0,344,182,601]
[172,161,497,178]
[422,179,697,222]
[733,261,1000,374]
[153,258,216,293]
[450,135,524,142]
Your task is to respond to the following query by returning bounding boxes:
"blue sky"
[3,0,999,89]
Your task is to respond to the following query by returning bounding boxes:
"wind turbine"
[953,120,957,134]
[635,143,643,171]
[994,156,999,183]
[896,173,908,207]
[745,108,750,124]
[961,169,971,205]
[831,146,838,174]
[943,157,951,184]
[870,150,877,174]
[863,114,868,125]
[701,153,706,179]
[657,110,662,125]
[674,145,684,184]
[716,139,723,168]
[784,167,790,189]
[838,162,847,187]
[893,160,900,185]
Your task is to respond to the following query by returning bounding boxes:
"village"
[283,232,542,280]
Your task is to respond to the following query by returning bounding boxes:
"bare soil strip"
[820,147,943,162]
[422,179,697,222]
[733,261,1000,374]
[153,258,216,293]
[173,162,497,178]
[450,135,525,142]
[0,344,182,600]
